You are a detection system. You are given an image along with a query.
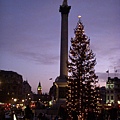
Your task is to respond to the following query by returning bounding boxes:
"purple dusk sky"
[0,0,120,93]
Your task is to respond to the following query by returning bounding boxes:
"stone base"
[52,99,66,109]
[54,76,68,101]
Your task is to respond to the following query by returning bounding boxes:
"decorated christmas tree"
[66,16,100,120]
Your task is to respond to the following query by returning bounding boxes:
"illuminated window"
[106,84,109,88]
[111,85,114,89]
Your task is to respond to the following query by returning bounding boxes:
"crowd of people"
[0,104,120,120]
[97,105,118,120]
[0,107,5,120]
[56,104,120,120]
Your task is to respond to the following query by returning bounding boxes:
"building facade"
[106,77,120,104]
[0,70,23,102]
[0,70,32,103]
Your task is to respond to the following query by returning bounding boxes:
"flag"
[106,70,109,77]
[49,78,52,80]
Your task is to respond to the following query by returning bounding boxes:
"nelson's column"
[54,0,71,103]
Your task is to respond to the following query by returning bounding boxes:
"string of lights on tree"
[66,16,101,120]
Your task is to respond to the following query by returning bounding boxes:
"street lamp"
[118,101,120,104]
[14,98,17,102]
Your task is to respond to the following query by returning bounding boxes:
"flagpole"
[114,67,117,77]
[106,70,109,78]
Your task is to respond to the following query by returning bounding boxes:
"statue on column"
[62,0,68,6]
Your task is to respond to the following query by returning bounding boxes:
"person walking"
[0,107,5,120]
[72,110,78,120]
[24,105,33,120]
[58,104,68,120]
[87,107,96,120]
[109,105,118,120]
[98,107,106,120]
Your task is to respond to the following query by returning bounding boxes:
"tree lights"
[66,17,100,119]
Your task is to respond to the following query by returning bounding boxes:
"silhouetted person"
[117,107,120,120]
[58,104,68,120]
[0,107,5,120]
[98,107,106,120]
[87,107,96,120]
[72,110,78,120]
[24,105,33,120]
[109,105,117,120]
[38,113,43,120]
[54,116,58,120]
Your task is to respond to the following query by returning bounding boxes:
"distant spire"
[38,81,41,87]
[62,0,68,6]
[37,81,42,95]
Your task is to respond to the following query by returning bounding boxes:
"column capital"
[59,5,71,14]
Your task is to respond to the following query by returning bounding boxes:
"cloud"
[15,50,59,65]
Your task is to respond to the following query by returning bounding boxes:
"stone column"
[53,1,71,101]
[59,0,71,80]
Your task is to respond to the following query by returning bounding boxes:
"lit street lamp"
[14,98,17,102]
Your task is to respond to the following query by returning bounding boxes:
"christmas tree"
[66,16,100,120]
